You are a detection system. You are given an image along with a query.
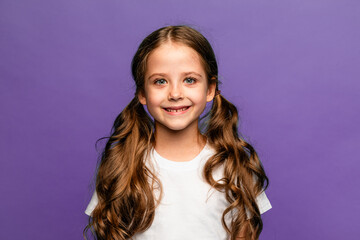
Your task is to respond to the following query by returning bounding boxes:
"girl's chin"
[154,120,199,132]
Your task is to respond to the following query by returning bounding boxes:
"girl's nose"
[168,84,183,101]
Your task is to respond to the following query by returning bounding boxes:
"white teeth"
[165,107,188,112]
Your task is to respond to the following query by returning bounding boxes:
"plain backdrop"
[0,0,359,239]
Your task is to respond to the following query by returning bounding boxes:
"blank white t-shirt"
[85,142,272,240]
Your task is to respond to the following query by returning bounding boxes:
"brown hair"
[83,25,269,240]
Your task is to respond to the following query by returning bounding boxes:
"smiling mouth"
[163,106,190,112]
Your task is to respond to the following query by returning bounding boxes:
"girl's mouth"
[163,106,190,113]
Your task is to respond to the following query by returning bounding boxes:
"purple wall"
[1,0,359,239]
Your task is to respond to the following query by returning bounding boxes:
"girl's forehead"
[150,42,198,59]
[145,42,206,75]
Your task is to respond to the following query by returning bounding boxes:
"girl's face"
[138,42,216,133]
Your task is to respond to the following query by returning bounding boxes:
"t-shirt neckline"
[152,140,210,171]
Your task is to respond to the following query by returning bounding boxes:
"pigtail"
[84,96,162,240]
[204,93,269,240]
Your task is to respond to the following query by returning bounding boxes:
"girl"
[83,25,271,240]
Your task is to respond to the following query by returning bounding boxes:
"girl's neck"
[153,122,207,162]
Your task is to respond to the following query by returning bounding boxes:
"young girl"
[83,25,271,240]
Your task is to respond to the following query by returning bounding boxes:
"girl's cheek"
[148,94,163,104]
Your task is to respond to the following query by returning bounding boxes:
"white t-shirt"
[85,142,272,240]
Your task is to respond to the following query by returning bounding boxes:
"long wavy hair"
[83,25,269,240]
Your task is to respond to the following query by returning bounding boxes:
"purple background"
[1,0,359,239]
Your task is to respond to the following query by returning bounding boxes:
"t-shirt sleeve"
[255,190,272,215]
[246,190,272,220]
[85,190,99,216]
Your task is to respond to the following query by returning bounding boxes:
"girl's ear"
[138,90,147,105]
[206,82,216,102]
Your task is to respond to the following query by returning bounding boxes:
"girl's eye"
[154,79,167,85]
[184,77,196,84]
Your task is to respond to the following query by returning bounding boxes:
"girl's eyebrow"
[147,73,167,80]
[147,72,203,80]
[183,72,203,78]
